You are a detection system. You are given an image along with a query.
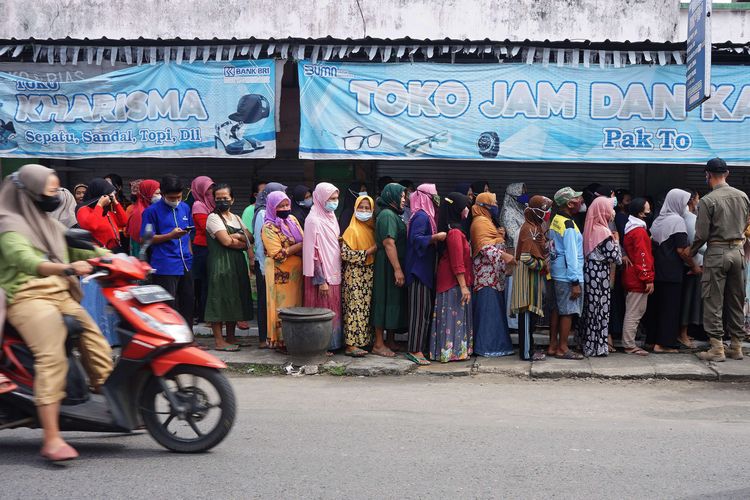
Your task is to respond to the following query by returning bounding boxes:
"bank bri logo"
[224,66,237,78]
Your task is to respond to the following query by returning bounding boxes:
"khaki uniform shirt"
[692,183,750,254]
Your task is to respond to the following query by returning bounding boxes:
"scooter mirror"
[139,224,155,261]
[65,228,96,251]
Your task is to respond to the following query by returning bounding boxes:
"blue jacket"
[405,210,437,289]
[141,199,193,275]
[548,214,584,284]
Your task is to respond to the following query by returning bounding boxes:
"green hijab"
[377,183,406,215]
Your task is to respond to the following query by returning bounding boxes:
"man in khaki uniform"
[691,158,750,362]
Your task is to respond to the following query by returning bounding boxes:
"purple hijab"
[265,191,303,243]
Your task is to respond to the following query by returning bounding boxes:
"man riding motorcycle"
[0,164,114,462]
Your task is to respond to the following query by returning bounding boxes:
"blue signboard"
[0,60,277,158]
[299,61,750,163]
[686,0,711,111]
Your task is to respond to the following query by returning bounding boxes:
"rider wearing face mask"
[140,174,194,324]
[0,164,113,461]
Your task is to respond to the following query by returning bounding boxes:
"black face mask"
[130,193,138,202]
[277,209,291,219]
[215,200,231,212]
[36,194,62,212]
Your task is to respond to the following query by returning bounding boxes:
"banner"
[299,61,750,163]
[0,60,276,158]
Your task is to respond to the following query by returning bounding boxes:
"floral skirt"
[429,286,473,363]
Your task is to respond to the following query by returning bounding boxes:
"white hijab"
[650,189,690,245]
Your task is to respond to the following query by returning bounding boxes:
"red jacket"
[436,228,474,293]
[622,225,655,293]
[76,203,128,250]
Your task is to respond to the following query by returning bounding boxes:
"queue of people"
[23,156,750,367]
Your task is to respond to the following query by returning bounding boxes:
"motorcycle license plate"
[130,285,174,304]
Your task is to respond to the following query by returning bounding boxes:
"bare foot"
[372,346,396,358]
[653,345,679,354]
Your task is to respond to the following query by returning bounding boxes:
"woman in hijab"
[127,180,160,258]
[371,183,408,357]
[499,182,528,330]
[49,187,78,228]
[580,197,622,357]
[290,185,313,227]
[252,182,287,349]
[73,183,88,204]
[648,188,701,353]
[191,176,216,324]
[404,183,445,365]
[76,178,128,252]
[471,192,516,358]
[341,195,378,357]
[304,182,344,351]
[0,164,113,461]
[429,192,474,363]
[471,180,490,198]
[511,195,553,361]
[261,191,304,350]
[338,180,368,235]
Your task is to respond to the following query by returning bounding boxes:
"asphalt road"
[2,375,750,500]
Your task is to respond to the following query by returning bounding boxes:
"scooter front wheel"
[139,365,236,453]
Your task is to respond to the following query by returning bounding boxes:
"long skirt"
[429,286,473,363]
[580,260,612,357]
[407,280,434,353]
[304,277,343,351]
[680,272,702,327]
[650,281,682,347]
[473,287,514,357]
[80,279,119,346]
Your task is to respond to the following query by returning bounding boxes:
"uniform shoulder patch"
[564,219,575,230]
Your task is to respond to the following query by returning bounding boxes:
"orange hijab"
[470,192,504,256]
[341,195,376,265]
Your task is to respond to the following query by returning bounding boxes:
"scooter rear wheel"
[139,365,236,453]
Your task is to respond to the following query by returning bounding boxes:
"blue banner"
[0,60,276,158]
[299,61,750,163]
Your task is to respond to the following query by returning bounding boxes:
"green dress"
[204,219,253,322]
[370,207,407,330]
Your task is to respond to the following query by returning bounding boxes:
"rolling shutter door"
[683,164,750,195]
[376,160,633,198]
[54,158,307,212]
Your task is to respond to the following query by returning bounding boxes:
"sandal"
[404,352,431,366]
[345,348,368,358]
[371,347,396,358]
[532,351,547,361]
[608,344,617,353]
[214,344,240,352]
[556,350,584,360]
[624,347,649,356]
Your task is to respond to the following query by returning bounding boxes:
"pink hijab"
[583,196,615,256]
[409,183,438,232]
[303,182,342,285]
[265,191,303,243]
[191,176,215,215]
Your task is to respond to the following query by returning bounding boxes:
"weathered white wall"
[3,0,683,42]
[678,7,750,43]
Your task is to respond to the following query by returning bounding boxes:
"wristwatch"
[63,266,76,276]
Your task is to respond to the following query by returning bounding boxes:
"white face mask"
[165,199,180,208]
[579,202,588,213]
[355,211,373,222]
[358,191,368,197]
[151,194,162,204]
[300,199,313,208]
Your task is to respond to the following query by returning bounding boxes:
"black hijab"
[338,181,366,235]
[290,184,312,226]
[76,178,115,213]
[438,192,471,255]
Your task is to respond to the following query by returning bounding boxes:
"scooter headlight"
[130,307,194,343]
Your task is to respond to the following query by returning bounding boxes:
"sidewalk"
[194,325,750,381]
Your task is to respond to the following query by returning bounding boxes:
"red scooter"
[0,228,236,453]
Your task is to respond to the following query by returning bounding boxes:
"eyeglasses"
[403,131,451,155]
[342,126,382,151]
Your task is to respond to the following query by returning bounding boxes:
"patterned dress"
[341,241,374,348]
[261,218,304,347]
[473,244,513,357]
[580,237,622,357]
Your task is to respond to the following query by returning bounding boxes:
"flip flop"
[214,344,240,352]
[345,348,368,358]
[624,347,649,356]
[555,350,584,360]
[404,352,431,366]
[532,352,547,361]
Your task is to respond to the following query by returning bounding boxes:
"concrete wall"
[3,0,683,42]
[678,6,750,43]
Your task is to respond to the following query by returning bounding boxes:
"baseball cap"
[554,187,583,206]
[705,157,729,173]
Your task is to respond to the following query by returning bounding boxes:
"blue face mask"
[516,194,530,205]
[299,199,313,208]
[325,200,339,212]
[612,197,618,209]
[489,205,500,218]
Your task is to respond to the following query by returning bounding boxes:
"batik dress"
[580,237,622,357]
[473,244,513,357]
[341,241,374,348]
